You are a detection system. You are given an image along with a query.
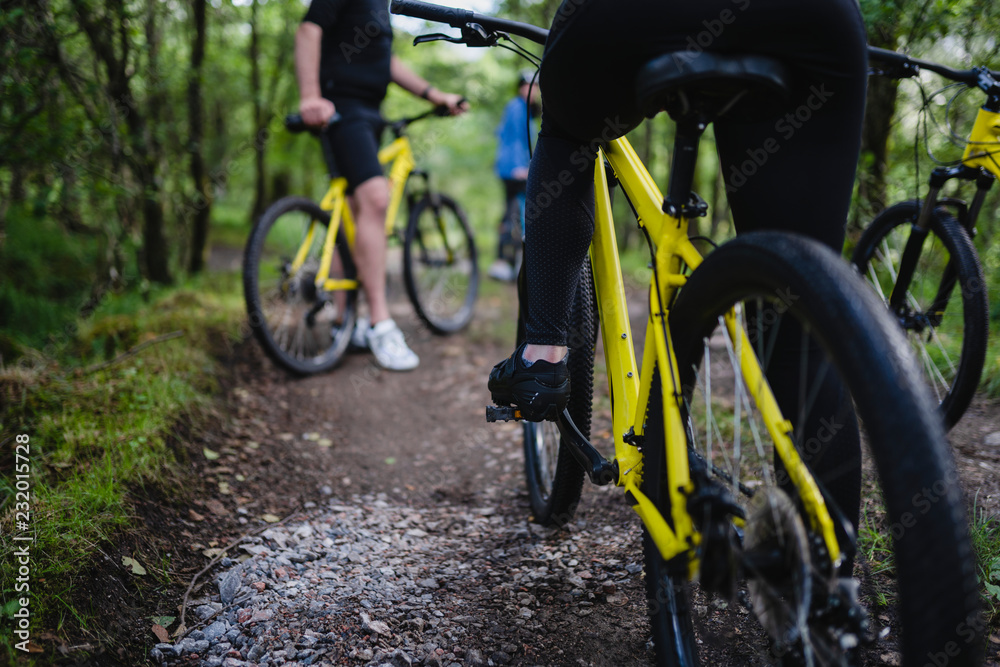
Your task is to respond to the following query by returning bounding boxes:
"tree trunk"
[142,177,172,283]
[68,0,173,284]
[853,76,899,233]
[249,0,268,224]
[139,0,172,283]
[850,21,900,237]
[188,0,212,273]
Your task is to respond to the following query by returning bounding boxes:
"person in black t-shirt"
[296,0,467,371]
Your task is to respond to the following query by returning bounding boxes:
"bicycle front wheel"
[522,261,595,526]
[852,200,988,429]
[403,193,479,334]
[243,196,358,375]
[642,232,980,666]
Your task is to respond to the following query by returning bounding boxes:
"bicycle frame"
[890,102,1000,313]
[590,136,842,573]
[288,135,417,294]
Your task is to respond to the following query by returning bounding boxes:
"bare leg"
[349,176,391,325]
[524,344,567,363]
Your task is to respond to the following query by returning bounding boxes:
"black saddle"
[635,52,789,121]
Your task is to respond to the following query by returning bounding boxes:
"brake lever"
[413,32,465,46]
[868,60,920,80]
[460,22,497,47]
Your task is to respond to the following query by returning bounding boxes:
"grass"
[0,271,245,662]
[858,496,1000,629]
[981,322,1000,399]
[0,207,104,360]
[971,496,1000,625]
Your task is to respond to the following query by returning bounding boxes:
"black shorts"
[320,99,385,193]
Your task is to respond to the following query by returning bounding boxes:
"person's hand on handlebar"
[426,88,469,115]
[299,95,337,127]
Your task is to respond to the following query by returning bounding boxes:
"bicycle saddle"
[635,52,789,121]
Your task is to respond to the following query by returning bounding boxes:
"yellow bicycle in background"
[853,47,997,429]
[243,107,478,375]
[392,1,983,665]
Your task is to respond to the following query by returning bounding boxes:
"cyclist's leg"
[489,179,518,281]
[349,177,390,322]
[328,100,419,370]
[498,179,515,262]
[327,101,391,324]
[487,127,596,418]
[516,190,526,237]
[712,0,869,540]
[537,0,868,533]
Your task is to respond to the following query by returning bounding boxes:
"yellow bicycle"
[853,47,996,429]
[243,107,478,375]
[392,2,983,665]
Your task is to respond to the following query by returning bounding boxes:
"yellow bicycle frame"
[961,107,1000,175]
[289,136,417,294]
[590,136,842,575]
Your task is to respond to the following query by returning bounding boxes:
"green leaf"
[122,556,147,575]
[984,581,1000,601]
[151,615,175,628]
[203,447,220,460]
[1,598,21,619]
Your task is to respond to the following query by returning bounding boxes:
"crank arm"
[485,407,618,486]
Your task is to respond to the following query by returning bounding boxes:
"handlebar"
[284,113,341,135]
[390,0,548,45]
[868,46,979,84]
[391,3,997,99]
[867,45,1000,97]
[285,100,464,137]
[391,0,473,27]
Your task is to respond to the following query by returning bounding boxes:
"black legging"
[522,0,867,547]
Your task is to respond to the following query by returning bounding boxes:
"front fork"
[889,166,990,323]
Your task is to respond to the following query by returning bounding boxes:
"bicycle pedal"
[486,405,521,422]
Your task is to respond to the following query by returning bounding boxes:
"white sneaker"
[366,319,419,371]
[350,317,370,351]
[488,259,516,282]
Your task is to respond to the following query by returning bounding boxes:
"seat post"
[663,116,708,219]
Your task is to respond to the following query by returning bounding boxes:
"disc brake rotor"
[744,488,813,660]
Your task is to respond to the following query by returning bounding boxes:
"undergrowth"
[859,496,1000,629]
[0,271,244,662]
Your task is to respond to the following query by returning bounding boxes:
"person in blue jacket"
[489,70,540,282]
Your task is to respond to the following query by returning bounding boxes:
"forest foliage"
[3,0,1000,658]
[1,0,1000,356]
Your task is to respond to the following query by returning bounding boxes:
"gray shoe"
[366,319,419,371]
[488,259,516,282]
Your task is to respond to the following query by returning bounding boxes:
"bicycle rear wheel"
[243,196,358,375]
[643,232,980,666]
[852,200,988,429]
[522,261,595,526]
[403,193,479,334]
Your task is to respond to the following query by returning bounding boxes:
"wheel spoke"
[245,198,357,374]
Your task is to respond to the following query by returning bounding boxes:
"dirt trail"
[149,264,1000,666]
[198,287,655,665]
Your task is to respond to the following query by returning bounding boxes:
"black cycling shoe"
[488,342,570,422]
